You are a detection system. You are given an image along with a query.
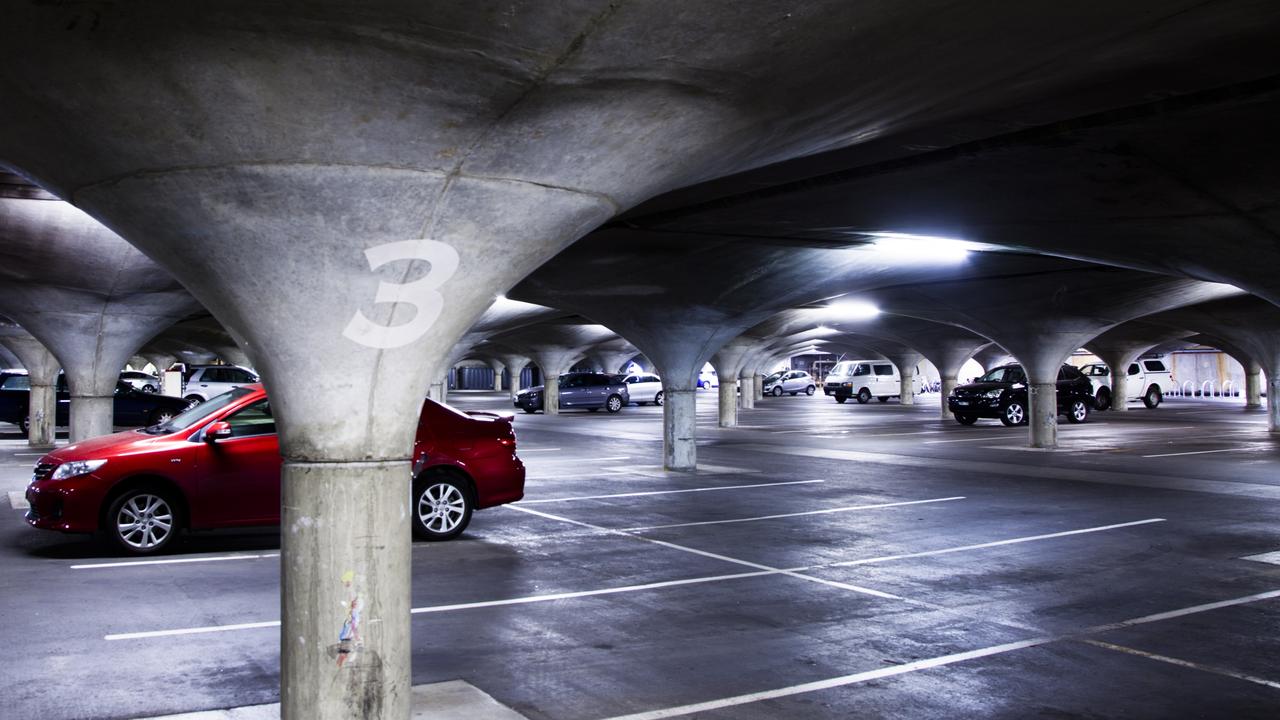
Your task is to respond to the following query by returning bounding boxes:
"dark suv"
[515,372,629,414]
[948,363,1094,426]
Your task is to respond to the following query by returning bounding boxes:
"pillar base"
[940,377,957,419]
[718,379,738,427]
[69,395,113,442]
[739,376,755,410]
[1245,371,1262,409]
[663,389,697,470]
[1269,379,1280,434]
[1028,382,1057,448]
[281,460,412,720]
[899,374,915,406]
[28,383,57,447]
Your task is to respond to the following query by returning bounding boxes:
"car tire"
[105,486,181,555]
[835,396,848,404]
[148,408,178,426]
[19,415,29,436]
[142,384,156,393]
[1066,399,1089,424]
[877,396,888,403]
[605,394,624,413]
[654,391,664,406]
[1000,401,1027,426]
[1143,386,1162,409]
[1095,388,1111,411]
[789,391,797,396]
[522,406,537,414]
[183,395,204,405]
[587,407,599,413]
[954,413,978,425]
[771,386,784,397]
[856,388,871,404]
[805,385,815,396]
[411,473,472,541]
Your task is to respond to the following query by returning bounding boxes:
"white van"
[1079,357,1175,409]
[823,360,918,404]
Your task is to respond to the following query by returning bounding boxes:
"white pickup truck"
[1079,357,1175,409]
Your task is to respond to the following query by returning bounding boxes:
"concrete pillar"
[1028,382,1058,448]
[754,374,764,401]
[489,361,504,392]
[70,394,114,441]
[739,373,755,410]
[532,350,580,416]
[940,375,958,419]
[718,378,738,427]
[1270,375,1280,434]
[1096,351,1137,413]
[899,369,915,405]
[1245,363,1263,408]
[499,355,529,403]
[664,389,697,469]
[427,381,446,404]
[0,331,62,447]
[281,460,410,720]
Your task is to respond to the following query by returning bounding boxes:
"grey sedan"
[515,373,630,413]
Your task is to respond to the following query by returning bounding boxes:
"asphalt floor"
[1,390,1277,719]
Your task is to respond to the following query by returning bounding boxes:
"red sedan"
[25,384,524,554]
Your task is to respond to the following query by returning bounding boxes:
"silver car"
[762,370,816,396]
[620,372,664,405]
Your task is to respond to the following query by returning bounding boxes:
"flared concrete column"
[0,330,62,447]
[940,375,958,419]
[488,361,504,392]
[1245,363,1263,408]
[532,350,580,416]
[739,373,755,410]
[1028,382,1058,448]
[281,460,411,720]
[718,379,739,427]
[755,374,765,401]
[664,389,697,469]
[899,370,915,405]
[427,380,446,404]
[499,354,530,402]
[1270,375,1280,434]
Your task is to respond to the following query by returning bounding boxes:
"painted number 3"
[342,240,460,349]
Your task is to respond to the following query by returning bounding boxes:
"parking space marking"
[1141,447,1257,458]
[506,504,907,601]
[73,553,279,570]
[1241,550,1280,565]
[924,437,1003,444]
[596,588,1280,720]
[518,479,825,504]
[100,516,1172,641]
[13,452,47,456]
[1081,639,1280,690]
[829,518,1165,567]
[7,491,29,510]
[620,496,965,532]
[519,447,562,452]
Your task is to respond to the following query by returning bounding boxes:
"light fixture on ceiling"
[862,231,983,262]
[824,299,880,319]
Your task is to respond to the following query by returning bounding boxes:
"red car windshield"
[145,387,255,434]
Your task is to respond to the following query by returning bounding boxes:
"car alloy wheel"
[771,386,783,397]
[1095,389,1111,411]
[805,385,815,396]
[150,409,176,425]
[1001,401,1026,426]
[1067,399,1089,424]
[110,490,177,554]
[19,415,29,436]
[654,391,664,406]
[606,394,623,413]
[413,477,472,540]
[142,384,156,393]
[856,388,871,404]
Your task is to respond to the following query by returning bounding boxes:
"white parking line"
[14,452,47,456]
[620,496,965,532]
[519,448,562,452]
[507,504,906,601]
[73,553,279,570]
[596,588,1280,720]
[830,519,1165,567]
[923,437,1000,444]
[1082,639,1280,690]
[518,479,825,504]
[1141,448,1257,458]
[101,516,1169,641]
[7,491,29,510]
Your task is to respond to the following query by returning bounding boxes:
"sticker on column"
[331,569,363,668]
[343,240,460,349]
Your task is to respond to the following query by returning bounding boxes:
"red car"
[25,384,524,554]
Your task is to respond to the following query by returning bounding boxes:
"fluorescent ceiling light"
[824,299,880,319]
[863,231,982,262]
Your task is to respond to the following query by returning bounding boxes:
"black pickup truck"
[0,370,192,435]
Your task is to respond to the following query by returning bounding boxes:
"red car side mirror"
[205,421,233,442]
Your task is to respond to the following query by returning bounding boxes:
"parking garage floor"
[2,391,1278,719]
